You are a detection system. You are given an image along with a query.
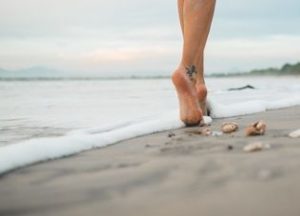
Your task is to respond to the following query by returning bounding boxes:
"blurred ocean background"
[1,76,300,146]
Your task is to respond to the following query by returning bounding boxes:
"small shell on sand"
[221,122,239,133]
[243,142,264,152]
[289,129,300,138]
[199,127,212,136]
[245,120,266,136]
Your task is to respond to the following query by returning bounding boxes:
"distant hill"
[249,62,300,76]
[1,62,300,80]
[0,68,7,73]
[0,66,170,80]
[0,66,65,79]
[210,62,300,77]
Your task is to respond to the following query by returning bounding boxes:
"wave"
[0,112,212,175]
[1,94,300,175]
[208,96,300,118]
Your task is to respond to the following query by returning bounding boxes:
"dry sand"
[0,106,300,216]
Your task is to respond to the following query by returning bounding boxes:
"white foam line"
[0,114,213,175]
[208,100,266,118]
[3,93,300,176]
[266,96,300,110]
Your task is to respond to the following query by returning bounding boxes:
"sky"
[0,0,300,76]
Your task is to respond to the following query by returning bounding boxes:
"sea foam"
[0,113,211,175]
[2,95,300,175]
[208,96,300,118]
[1,77,300,175]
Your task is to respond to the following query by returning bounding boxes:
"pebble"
[202,116,213,125]
[168,132,176,138]
[289,129,300,138]
[227,145,234,150]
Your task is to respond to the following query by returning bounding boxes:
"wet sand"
[0,106,300,216]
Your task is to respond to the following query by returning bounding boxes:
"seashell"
[199,127,212,136]
[255,121,266,133]
[245,126,260,136]
[245,120,266,136]
[243,142,264,152]
[221,122,239,133]
[289,129,300,138]
[243,142,271,153]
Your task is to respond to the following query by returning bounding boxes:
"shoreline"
[1,106,300,216]
[1,74,300,81]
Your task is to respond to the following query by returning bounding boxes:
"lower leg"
[181,0,216,113]
[172,0,215,125]
[177,0,184,36]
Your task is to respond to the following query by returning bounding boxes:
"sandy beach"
[0,106,300,216]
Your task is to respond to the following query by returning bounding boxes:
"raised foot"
[172,68,203,126]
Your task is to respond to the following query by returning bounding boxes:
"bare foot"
[195,82,208,115]
[172,67,203,126]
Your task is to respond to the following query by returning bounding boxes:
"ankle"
[173,65,198,84]
[196,83,207,101]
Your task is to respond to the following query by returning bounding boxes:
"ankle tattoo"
[185,65,197,81]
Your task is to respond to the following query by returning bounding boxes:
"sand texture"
[0,106,300,216]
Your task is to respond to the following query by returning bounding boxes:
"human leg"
[173,0,216,125]
[181,0,216,114]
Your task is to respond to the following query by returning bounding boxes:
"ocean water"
[1,77,300,174]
